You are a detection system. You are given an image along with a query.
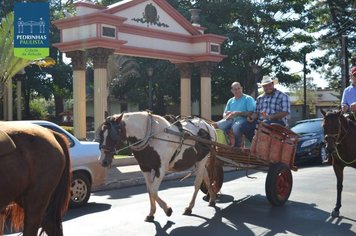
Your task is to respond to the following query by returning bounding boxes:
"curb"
[95,157,193,192]
[112,156,137,166]
[95,157,237,192]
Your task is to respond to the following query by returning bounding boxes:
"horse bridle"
[99,119,123,155]
[324,117,349,153]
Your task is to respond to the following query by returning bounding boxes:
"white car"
[11,120,106,208]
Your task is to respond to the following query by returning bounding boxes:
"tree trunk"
[54,94,64,117]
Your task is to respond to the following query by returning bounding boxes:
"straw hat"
[257,76,278,87]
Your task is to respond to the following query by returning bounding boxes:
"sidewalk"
[94,157,195,192]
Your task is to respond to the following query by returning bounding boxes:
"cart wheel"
[265,163,292,206]
[200,164,224,194]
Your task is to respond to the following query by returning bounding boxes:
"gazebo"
[53,0,227,139]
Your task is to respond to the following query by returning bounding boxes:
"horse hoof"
[183,208,192,215]
[209,201,216,207]
[166,207,173,217]
[145,215,154,222]
[331,210,340,217]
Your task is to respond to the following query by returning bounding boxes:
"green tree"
[0,12,32,90]
[308,0,355,89]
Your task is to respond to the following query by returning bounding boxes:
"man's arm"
[265,111,289,120]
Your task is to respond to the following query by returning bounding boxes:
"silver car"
[11,120,106,208]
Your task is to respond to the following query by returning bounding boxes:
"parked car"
[290,118,328,165]
[11,120,106,208]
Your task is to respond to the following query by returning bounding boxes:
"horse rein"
[112,114,212,155]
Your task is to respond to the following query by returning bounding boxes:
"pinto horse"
[0,122,71,236]
[97,111,218,222]
[321,109,356,217]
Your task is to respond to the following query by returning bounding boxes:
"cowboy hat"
[257,76,278,87]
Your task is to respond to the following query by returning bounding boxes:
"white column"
[3,85,8,120]
[66,50,87,139]
[180,78,191,116]
[7,79,13,121]
[94,68,108,130]
[16,80,22,120]
[73,70,86,139]
[200,76,211,120]
[176,63,193,117]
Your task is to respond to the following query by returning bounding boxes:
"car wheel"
[319,146,328,164]
[70,172,91,208]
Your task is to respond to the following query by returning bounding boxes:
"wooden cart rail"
[182,122,298,171]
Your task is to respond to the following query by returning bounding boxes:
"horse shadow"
[153,194,356,236]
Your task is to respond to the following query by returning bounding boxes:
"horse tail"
[0,203,24,234]
[40,131,72,235]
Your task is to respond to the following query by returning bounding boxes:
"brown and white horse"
[97,111,217,222]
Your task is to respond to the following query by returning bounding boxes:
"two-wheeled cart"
[186,122,298,206]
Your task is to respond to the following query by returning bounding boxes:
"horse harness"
[105,113,213,163]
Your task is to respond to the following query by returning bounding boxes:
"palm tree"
[0,12,32,88]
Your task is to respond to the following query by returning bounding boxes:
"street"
[5,165,356,235]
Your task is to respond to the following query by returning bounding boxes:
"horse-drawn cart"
[186,122,298,206]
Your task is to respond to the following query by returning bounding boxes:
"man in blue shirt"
[214,82,255,147]
[241,76,291,141]
[341,66,356,113]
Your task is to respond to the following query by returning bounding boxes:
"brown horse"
[97,111,217,222]
[321,109,356,217]
[0,122,71,236]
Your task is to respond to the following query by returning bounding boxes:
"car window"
[39,124,75,147]
[291,120,323,134]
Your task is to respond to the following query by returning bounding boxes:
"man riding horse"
[341,66,356,119]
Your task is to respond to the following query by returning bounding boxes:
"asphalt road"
[5,165,356,236]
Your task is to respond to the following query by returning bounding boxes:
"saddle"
[0,129,16,156]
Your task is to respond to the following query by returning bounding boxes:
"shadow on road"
[153,194,356,236]
[64,203,111,221]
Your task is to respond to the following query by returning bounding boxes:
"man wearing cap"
[241,76,291,141]
[341,66,356,113]
[213,82,255,147]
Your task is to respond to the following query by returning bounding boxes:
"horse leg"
[183,160,213,215]
[142,172,172,222]
[203,168,217,207]
[22,199,48,236]
[331,163,344,217]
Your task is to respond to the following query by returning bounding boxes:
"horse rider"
[240,75,291,142]
[341,66,356,114]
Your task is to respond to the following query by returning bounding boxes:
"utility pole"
[303,53,307,120]
[341,35,349,95]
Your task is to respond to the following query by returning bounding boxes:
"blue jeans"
[216,119,244,147]
[240,119,286,142]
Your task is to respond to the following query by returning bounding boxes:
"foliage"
[61,126,74,135]
[0,12,32,86]
[108,55,180,115]
[28,98,52,120]
[165,1,318,103]
[307,0,356,89]
[289,76,317,105]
